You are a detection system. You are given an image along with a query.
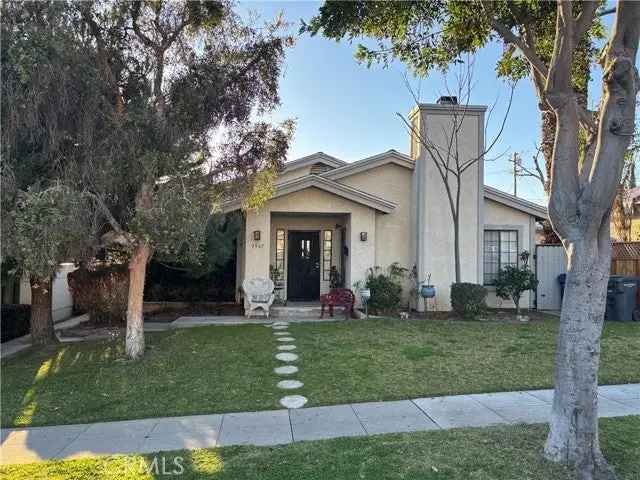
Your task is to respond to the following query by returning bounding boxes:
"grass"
[1,417,638,479]
[2,317,639,427]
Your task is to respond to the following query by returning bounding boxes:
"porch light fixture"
[360,232,368,242]
[253,230,261,241]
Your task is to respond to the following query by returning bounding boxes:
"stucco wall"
[339,163,414,303]
[413,106,483,310]
[483,198,536,309]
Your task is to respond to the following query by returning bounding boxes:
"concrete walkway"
[2,383,638,465]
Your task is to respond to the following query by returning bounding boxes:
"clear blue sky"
[239,1,620,206]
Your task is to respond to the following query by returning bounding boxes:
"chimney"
[437,96,458,105]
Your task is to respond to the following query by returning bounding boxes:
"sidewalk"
[2,383,638,465]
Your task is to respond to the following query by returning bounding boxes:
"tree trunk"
[544,234,615,480]
[125,242,150,360]
[29,277,57,346]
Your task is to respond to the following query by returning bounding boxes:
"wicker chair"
[242,278,275,318]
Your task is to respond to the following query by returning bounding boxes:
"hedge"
[1,304,31,343]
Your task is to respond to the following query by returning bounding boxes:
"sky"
[237,1,621,206]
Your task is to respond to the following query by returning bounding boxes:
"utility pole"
[512,152,520,197]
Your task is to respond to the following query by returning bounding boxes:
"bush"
[360,263,406,315]
[450,282,487,318]
[494,263,537,316]
[1,304,31,342]
[68,265,129,324]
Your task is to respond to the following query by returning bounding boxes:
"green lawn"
[1,417,638,479]
[2,317,639,427]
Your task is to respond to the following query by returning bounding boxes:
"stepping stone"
[280,395,308,409]
[272,322,289,327]
[277,337,295,342]
[275,352,298,362]
[272,325,288,330]
[277,345,296,351]
[274,365,299,375]
[277,380,304,390]
[274,331,289,336]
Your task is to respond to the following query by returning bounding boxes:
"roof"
[484,186,547,220]
[280,152,346,174]
[221,175,397,214]
[321,150,414,181]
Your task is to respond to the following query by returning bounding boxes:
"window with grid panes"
[323,230,332,281]
[483,230,518,285]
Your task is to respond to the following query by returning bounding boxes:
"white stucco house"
[223,100,547,311]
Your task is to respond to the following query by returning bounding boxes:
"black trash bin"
[558,273,567,302]
[605,276,637,321]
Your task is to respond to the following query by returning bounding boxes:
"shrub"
[359,263,406,315]
[450,282,487,318]
[0,304,31,342]
[494,260,538,316]
[68,265,129,324]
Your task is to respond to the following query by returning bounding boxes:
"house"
[223,99,547,311]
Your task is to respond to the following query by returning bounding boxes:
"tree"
[77,1,294,359]
[398,60,514,283]
[494,250,537,317]
[1,1,103,344]
[306,2,640,478]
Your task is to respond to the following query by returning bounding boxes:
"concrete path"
[0,314,90,359]
[2,383,638,465]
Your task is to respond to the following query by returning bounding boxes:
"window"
[275,229,285,284]
[484,230,518,285]
[323,230,332,281]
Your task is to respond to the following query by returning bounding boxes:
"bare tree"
[488,3,640,478]
[399,60,514,283]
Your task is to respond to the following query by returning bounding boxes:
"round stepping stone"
[272,322,289,327]
[274,365,299,375]
[272,325,288,330]
[277,344,296,351]
[277,379,304,390]
[275,352,298,362]
[279,395,307,409]
[274,331,289,336]
[277,337,295,342]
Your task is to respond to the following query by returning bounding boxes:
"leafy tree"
[77,0,294,359]
[306,2,640,478]
[494,251,537,317]
[1,1,103,344]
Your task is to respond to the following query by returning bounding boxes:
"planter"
[420,285,436,299]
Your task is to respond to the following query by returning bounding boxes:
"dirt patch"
[144,302,243,323]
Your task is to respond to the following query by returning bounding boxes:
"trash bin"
[558,274,567,302]
[605,276,637,321]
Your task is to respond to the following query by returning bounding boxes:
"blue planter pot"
[420,285,436,299]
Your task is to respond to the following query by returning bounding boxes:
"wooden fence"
[611,242,640,277]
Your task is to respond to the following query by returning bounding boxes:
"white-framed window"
[483,230,518,285]
[323,230,332,281]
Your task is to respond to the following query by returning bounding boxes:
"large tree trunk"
[29,277,57,345]
[125,242,150,360]
[544,229,614,480]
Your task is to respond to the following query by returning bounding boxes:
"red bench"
[320,288,356,320]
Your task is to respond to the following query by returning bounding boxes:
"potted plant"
[420,273,436,299]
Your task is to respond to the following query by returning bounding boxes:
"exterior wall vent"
[310,163,333,175]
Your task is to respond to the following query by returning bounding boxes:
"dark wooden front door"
[287,231,320,301]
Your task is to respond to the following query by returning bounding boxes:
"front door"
[287,231,320,301]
